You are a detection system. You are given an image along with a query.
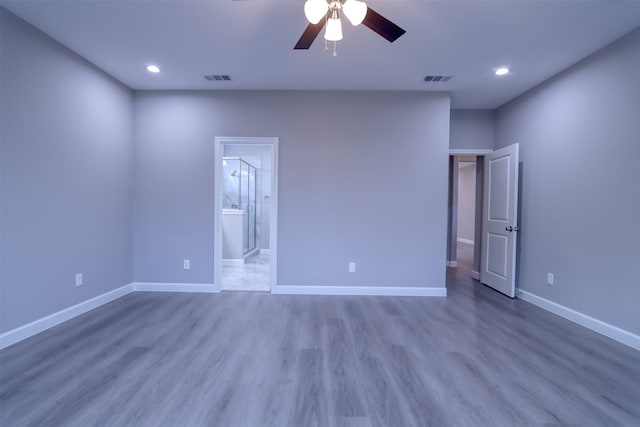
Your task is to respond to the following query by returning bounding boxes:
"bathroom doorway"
[214,137,278,292]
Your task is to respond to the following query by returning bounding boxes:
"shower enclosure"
[223,157,257,255]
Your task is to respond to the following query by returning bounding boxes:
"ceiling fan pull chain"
[333,40,337,56]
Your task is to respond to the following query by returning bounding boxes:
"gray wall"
[449,109,495,150]
[495,28,640,335]
[446,157,458,265]
[133,91,450,287]
[457,162,476,243]
[473,158,484,275]
[0,10,133,332]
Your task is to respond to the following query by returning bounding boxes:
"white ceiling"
[2,0,639,108]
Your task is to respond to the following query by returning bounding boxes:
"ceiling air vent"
[204,74,231,81]
[424,75,453,82]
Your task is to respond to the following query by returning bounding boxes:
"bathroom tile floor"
[221,252,270,291]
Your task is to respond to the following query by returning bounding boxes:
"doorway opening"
[447,151,490,282]
[447,145,521,297]
[214,137,278,292]
[456,156,478,273]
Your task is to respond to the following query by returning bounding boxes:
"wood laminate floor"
[1,248,639,426]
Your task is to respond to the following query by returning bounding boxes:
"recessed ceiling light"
[147,65,160,73]
[495,67,510,76]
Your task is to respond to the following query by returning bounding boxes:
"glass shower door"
[222,156,257,256]
[248,166,256,252]
[240,161,249,254]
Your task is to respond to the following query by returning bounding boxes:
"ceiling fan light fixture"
[304,0,328,25]
[342,0,367,26]
[295,0,404,50]
[324,13,343,41]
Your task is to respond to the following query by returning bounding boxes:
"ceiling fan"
[294,0,406,51]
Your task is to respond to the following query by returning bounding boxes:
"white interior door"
[480,143,519,298]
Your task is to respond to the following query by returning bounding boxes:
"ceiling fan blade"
[294,17,327,50]
[362,7,406,43]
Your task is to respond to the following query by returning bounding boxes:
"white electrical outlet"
[184,259,191,270]
[75,273,83,287]
[547,273,554,285]
[348,262,356,273]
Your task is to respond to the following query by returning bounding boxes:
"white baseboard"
[447,261,458,267]
[457,238,474,245]
[0,283,133,350]
[0,281,445,350]
[133,282,218,293]
[519,290,640,351]
[272,285,447,297]
[471,270,480,280]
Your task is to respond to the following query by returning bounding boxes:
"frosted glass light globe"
[324,16,343,41]
[342,0,367,26]
[304,0,328,24]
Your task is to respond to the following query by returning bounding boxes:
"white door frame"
[214,136,279,292]
[448,150,494,156]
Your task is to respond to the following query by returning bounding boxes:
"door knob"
[505,226,520,232]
